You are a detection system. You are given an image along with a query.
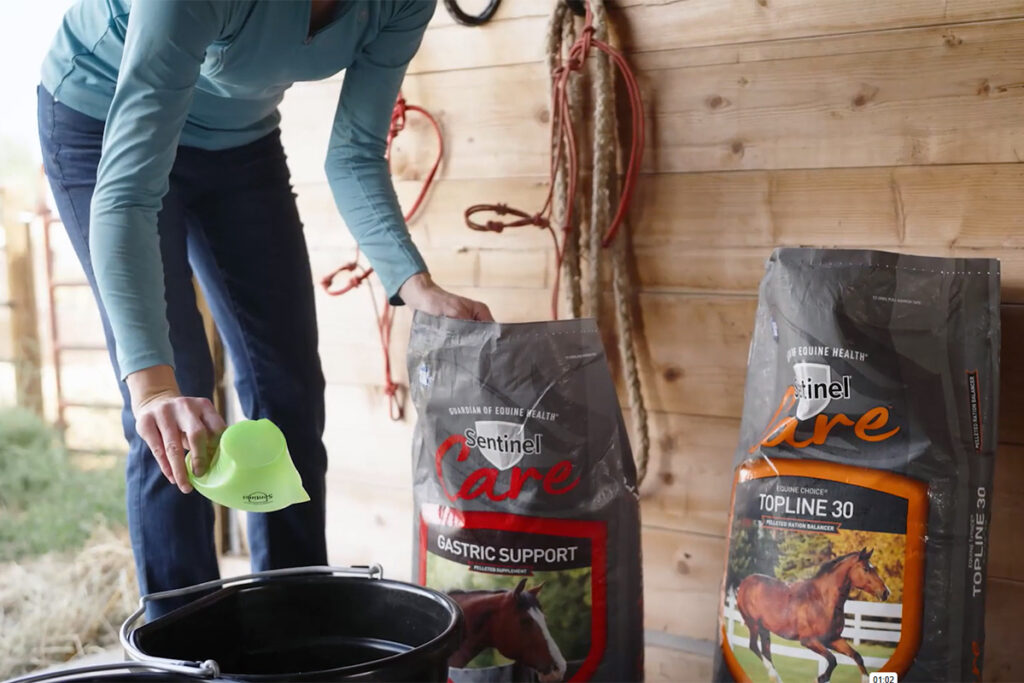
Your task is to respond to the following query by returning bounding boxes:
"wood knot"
[850,84,880,109]
[737,76,750,87]
[674,548,693,575]
[977,79,991,96]
[756,0,768,6]
[908,138,925,162]
[730,140,745,157]
[662,366,683,382]
[943,30,963,48]
[706,95,728,110]
[537,108,551,123]
[659,471,675,485]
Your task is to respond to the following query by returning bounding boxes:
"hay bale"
[0,523,138,679]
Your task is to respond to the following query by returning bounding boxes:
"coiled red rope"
[320,93,444,420]
[464,0,645,319]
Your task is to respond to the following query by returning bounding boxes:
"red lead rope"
[464,2,644,319]
[320,93,444,420]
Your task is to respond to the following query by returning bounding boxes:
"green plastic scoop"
[186,418,310,513]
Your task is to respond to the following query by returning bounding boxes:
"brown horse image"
[736,548,891,683]
[449,579,567,682]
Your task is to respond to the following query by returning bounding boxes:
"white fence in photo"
[724,593,902,676]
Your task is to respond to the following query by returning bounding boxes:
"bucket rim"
[125,574,464,681]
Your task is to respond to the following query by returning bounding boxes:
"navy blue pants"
[37,87,328,616]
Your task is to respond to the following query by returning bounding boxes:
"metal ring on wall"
[442,0,502,26]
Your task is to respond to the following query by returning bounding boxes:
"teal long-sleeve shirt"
[41,0,434,378]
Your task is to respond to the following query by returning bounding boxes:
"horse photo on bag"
[429,553,590,683]
[449,579,567,682]
[734,548,891,683]
[720,464,918,683]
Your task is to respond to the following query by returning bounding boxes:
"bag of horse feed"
[408,312,644,682]
[715,248,1000,683]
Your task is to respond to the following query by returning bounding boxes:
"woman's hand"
[126,365,227,493]
[399,272,494,321]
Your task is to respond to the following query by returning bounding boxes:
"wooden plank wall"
[277,2,1024,680]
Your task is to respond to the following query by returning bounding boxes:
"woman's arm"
[324,0,492,321]
[92,0,230,491]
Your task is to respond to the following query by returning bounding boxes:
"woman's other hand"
[126,365,227,493]
[399,273,494,322]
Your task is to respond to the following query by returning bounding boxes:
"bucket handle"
[118,564,384,678]
[3,661,227,683]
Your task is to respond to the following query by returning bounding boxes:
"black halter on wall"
[442,0,585,27]
[442,0,501,26]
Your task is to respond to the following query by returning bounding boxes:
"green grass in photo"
[728,621,895,683]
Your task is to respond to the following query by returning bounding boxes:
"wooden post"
[194,280,239,556]
[2,192,43,415]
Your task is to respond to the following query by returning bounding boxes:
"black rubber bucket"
[120,566,463,682]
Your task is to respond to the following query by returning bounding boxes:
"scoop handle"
[118,564,384,678]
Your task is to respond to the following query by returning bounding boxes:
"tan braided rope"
[591,0,650,486]
[547,4,584,318]
[564,11,587,320]
[583,9,606,320]
[546,0,650,485]
[611,234,650,485]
